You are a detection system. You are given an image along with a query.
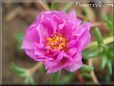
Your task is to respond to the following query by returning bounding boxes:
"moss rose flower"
[22,10,91,74]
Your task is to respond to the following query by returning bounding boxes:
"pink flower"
[22,10,91,74]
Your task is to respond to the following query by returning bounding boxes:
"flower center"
[46,34,67,51]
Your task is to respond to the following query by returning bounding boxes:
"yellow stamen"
[46,34,67,51]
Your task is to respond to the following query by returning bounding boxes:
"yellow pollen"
[46,34,67,51]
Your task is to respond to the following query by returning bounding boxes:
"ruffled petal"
[46,57,69,74]
[76,22,91,50]
[76,22,91,36]
[64,61,83,72]
[57,22,73,41]
[36,23,49,45]
[56,50,65,60]
[22,25,40,49]
[67,48,77,56]
[33,43,46,56]
[64,52,83,72]
[68,10,81,28]
[24,49,45,61]
[68,22,91,50]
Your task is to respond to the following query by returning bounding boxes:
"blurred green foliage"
[83,27,113,82]
[63,1,74,12]
[80,65,94,72]
[16,32,24,51]
[102,14,113,30]
[10,63,35,84]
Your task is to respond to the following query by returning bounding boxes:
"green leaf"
[16,32,24,51]
[80,64,94,72]
[25,76,35,84]
[81,73,92,79]
[108,43,114,60]
[102,14,113,30]
[86,51,99,58]
[100,55,108,70]
[61,73,74,84]
[107,61,112,75]
[92,27,103,46]
[100,43,108,51]
[10,63,35,84]
[51,71,61,84]
[83,48,100,59]
[63,1,74,12]
[10,63,27,77]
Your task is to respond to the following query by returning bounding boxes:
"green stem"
[87,36,113,48]
[50,71,61,84]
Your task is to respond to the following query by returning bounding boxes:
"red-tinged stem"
[29,62,43,76]
[76,71,85,84]
[88,59,99,84]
